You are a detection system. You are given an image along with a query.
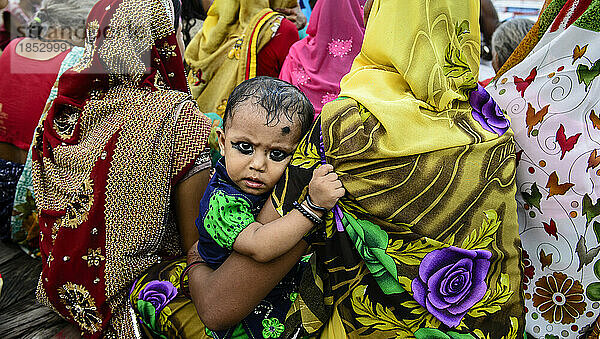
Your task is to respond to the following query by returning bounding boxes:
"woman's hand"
[307,164,345,210]
[275,6,307,31]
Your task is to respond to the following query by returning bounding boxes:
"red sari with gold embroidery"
[31,0,211,337]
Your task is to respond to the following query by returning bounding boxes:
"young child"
[195,76,344,338]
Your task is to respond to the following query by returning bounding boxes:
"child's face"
[217,102,303,195]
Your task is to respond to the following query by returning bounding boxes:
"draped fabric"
[487,0,600,337]
[271,0,525,337]
[278,0,365,118]
[31,0,211,337]
[185,0,297,116]
[11,47,84,257]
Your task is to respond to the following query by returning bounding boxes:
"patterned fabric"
[0,158,23,239]
[11,47,84,257]
[129,256,309,339]
[203,190,255,250]
[129,258,211,339]
[195,157,304,339]
[31,0,212,337]
[487,1,600,337]
[196,158,267,266]
[278,0,365,118]
[184,0,297,116]
[494,0,562,80]
[270,0,525,337]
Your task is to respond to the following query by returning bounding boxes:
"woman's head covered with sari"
[278,0,365,118]
[272,0,525,337]
[185,0,297,116]
[32,0,211,336]
[332,0,494,156]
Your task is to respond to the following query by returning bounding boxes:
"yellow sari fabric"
[272,0,525,337]
[332,0,486,157]
[185,0,296,115]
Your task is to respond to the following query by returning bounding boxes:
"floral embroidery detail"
[412,246,492,328]
[262,317,284,338]
[469,84,510,136]
[82,248,105,267]
[56,178,94,229]
[72,20,99,73]
[522,249,535,290]
[321,92,338,105]
[328,37,353,58]
[153,72,167,90]
[291,67,310,86]
[289,292,298,302]
[58,282,102,333]
[47,253,54,267]
[227,36,244,60]
[53,105,81,140]
[532,272,586,324]
[157,42,177,59]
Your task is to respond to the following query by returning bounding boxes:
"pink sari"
[279,0,365,118]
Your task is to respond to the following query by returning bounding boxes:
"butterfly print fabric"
[487,1,600,337]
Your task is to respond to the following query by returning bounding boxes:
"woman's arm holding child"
[232,164,344,262]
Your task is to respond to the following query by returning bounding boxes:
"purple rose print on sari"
[138,280,178,314]
[411,246,492,328]
[470,84,510,136]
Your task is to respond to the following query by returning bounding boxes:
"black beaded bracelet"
[305,194,328,213]
[293,201,323,225]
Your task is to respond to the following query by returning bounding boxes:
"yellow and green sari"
[272,0,525,337]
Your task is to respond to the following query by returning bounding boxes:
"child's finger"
[331,180,344,189]
[315,164,334,176]
[323,172,339,181]
[333,187,346,198]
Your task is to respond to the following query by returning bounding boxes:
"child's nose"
[249,153,267,172]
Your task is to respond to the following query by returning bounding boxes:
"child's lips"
[243,178,265,189]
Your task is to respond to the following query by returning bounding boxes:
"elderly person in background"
[491,17,534,72]
[0,0,95,241]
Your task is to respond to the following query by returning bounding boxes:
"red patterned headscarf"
[40,0,187,150]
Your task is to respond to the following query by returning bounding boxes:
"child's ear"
[215,127,226,156]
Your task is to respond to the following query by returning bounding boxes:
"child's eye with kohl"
[269,150,289,162]
[232,142,253,155]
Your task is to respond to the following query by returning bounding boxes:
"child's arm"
[232,164,344,262]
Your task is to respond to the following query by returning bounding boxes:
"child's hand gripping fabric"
[233,163,344,262]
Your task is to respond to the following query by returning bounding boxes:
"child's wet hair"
[222,76,314,136]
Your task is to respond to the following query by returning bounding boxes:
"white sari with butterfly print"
[488,3,600,337]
